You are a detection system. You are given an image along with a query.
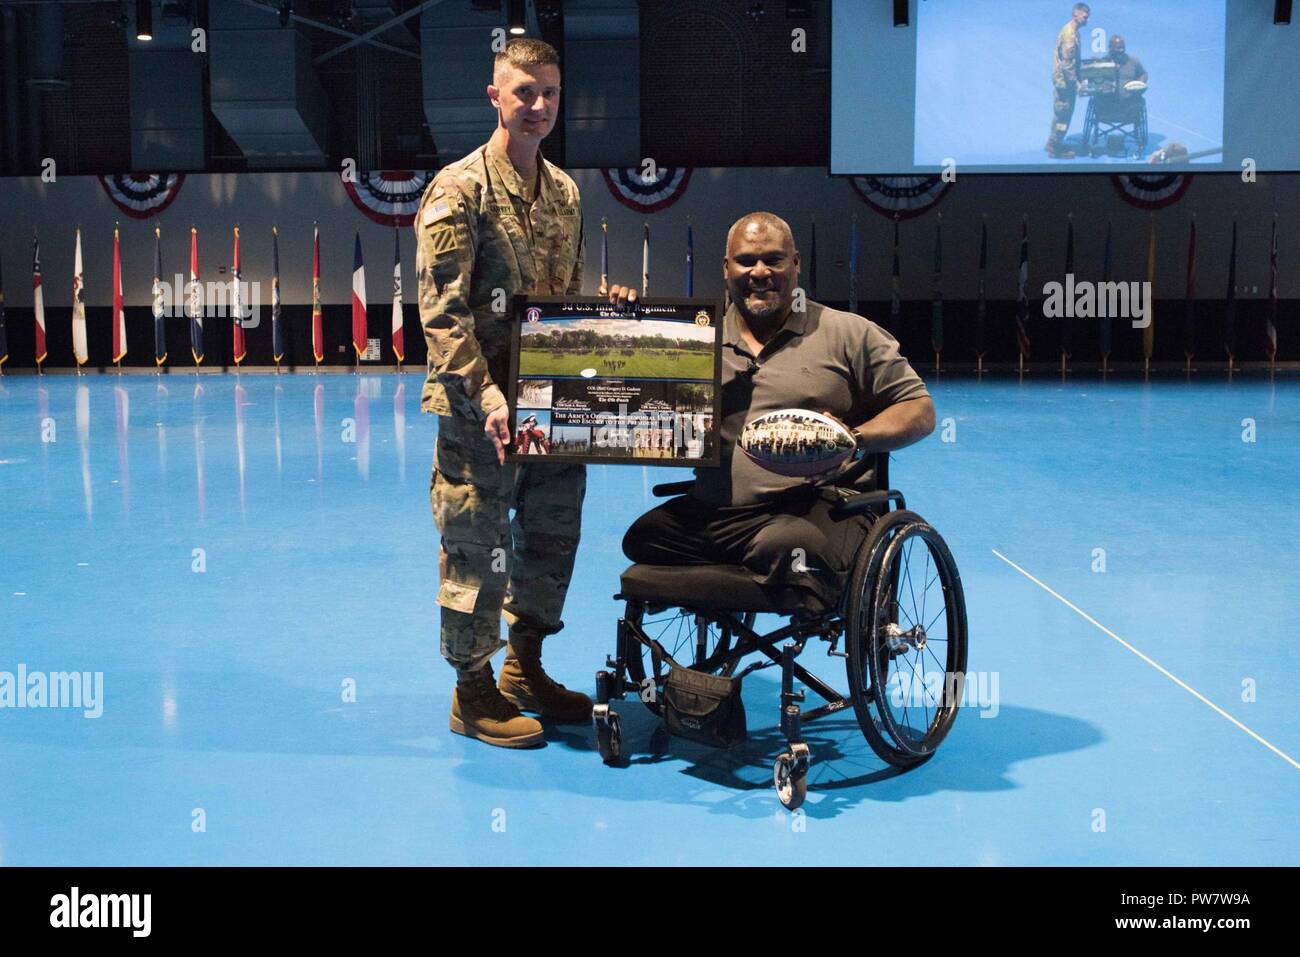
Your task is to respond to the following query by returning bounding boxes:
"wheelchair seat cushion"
[619,563,811,614]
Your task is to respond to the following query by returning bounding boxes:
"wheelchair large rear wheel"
[623,603,754,716]
[846,510,968,769]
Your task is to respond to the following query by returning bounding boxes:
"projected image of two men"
[914,0,1226,167]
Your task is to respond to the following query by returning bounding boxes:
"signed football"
[738,408,857,477]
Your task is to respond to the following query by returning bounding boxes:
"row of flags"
[598,215,1282,367]
[852,213,1283,368]
[0,216,1285,369]
[0,225,406,370]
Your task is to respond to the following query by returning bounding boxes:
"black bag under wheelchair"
[591,451,969,811]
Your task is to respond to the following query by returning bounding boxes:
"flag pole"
[35,228,43,376]
[272,224,281,375]
[312,220,323,374]
[1227,212,1237,378]
[74,221,84,377]
[153,221,163,376]
[191,223,201,375]
[1269,212,1278,377]
[393,226,404,375]
[232,222,241,377]
[1143,215,1153,381]
[1061,212,1071,380]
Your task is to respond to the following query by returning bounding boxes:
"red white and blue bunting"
[98,173,186,220]
[849,175,951,221]
[601,167,692,213]
[1111,173,1194,210]
[344,170,436,227]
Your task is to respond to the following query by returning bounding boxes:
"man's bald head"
[724,211,801,328]
[725,212,797,257]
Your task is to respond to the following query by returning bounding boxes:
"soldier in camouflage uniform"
[416,37,590,748]
[1047,2,1090,159]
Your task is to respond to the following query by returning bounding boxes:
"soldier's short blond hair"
[493,38,560,83]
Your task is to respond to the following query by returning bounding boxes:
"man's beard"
[734,287,788,324]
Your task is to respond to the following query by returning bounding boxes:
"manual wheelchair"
[1082,91,1148,158]
[591,452,968,810]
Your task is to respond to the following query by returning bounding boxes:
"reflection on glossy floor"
[0,372,1295,865]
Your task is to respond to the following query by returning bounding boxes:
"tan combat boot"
[450,664,544,748]
[498,634,593,723]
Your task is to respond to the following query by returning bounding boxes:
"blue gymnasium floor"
[0,371,1296,866]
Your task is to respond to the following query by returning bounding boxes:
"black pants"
[622,489,872,613]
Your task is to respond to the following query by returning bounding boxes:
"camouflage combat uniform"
[416,140,585,673]
[1048,20,1082,149]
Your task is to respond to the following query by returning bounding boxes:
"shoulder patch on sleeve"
[423,198,453,226]
[429,224,458,257]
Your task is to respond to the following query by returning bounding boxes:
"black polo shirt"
[692,300,930,506]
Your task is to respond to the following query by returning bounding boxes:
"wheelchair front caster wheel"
[594,707,622,765]
[773,749,808,810]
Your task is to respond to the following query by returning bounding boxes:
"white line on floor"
[992,548,1299,771]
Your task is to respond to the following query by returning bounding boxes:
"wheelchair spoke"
[900,641,924,734]
[916,647,935,729]
[903,538,921,629]
[918,545,933,639]
[896,558,919,630]
[924,644,949,685]
[895,600,918,632]
[640,609,733,674]
[925,602,947,635]
[922,567,940,601]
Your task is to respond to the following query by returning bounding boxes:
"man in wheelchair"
[608,211,934,615]
[599,213,965,809]
[1082,34,1150,156]
[1097,35,1148,120]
